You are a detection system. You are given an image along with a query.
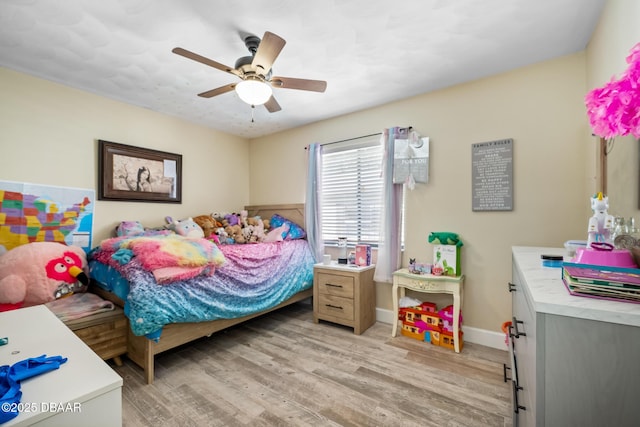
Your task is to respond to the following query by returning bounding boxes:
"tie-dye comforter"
[88,238,315,339]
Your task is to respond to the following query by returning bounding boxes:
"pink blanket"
[46,293,114,322]
[93,234,226,284]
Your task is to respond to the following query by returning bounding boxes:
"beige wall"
[1,1,635,335]
[0,67,250,244]
[587,0,640,219]
[250,52,591,332]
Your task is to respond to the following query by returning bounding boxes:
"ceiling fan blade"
[251,32,286,75]
[270,76,327,93]
[264,96,282,113]
[198,83,236,98]
[172,47,240,77]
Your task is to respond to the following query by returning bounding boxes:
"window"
[320,135,387,247]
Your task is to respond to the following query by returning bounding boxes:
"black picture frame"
[98,140,182,203]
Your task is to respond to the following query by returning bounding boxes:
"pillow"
[269,214,306,240]
[116,221,145,237]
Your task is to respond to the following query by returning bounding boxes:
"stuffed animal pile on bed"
[114,210,306,245]
[197,210,276,244]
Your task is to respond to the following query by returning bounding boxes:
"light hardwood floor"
[113,300,513,426]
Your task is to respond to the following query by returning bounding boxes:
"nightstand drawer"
[64,307,128,362]
[317,273,354,298]
[317,294,354,321]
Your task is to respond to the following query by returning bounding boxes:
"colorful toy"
[224,213,240,227]
[192,214,219,238]
[0,242,89,311]
[166,217,205,239]
[428,232,463,247]
[116,220,145,237]
[438,304,462,333]
[263,222,290,243]
[587,192,615,248]
[398,301,463,351]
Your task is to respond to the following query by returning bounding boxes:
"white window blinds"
[320,135,383,247]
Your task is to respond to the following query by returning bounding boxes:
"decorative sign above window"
[471,139,513,211]
[393,128,429,188]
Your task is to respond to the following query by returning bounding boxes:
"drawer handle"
[326,283,343,288]
[508,282,516,292]
[325,304,343,310]
[510,317,526,338]
[503,363,511,383]
[512,381,526,413]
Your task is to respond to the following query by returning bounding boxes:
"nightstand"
[63,307,128,366]
[313,262,376,334]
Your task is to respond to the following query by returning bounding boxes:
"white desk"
[391,268,464,353]
[0,305,123,426]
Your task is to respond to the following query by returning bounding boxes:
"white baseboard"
[376,308,507,351]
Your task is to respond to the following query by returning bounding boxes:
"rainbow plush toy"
[0,242,88,312]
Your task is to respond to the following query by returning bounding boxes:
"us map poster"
[0,180,94,254]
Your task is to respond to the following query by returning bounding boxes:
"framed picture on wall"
[98,140,182,203]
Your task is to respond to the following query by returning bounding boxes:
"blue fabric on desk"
[0,355,67,423]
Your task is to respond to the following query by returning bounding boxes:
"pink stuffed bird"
[0,242,89,312]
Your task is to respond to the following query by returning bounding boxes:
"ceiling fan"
[172,31,327,113]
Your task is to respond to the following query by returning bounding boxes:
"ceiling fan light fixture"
[235,79,272,106]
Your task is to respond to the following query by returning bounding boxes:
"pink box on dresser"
[355,244,371,266]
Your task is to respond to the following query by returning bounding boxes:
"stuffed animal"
[116,220,145,237]
[428,232,463,247]
[214,227,231,244]
[192,214,216,238]
[0,242,89,312]
[242,224,254,242]
[225,224,245,244]
[240,210,249,228]
[167,217,205,239]
[264,222,290,243]
[224,213,240,227]
[252,218,266,242]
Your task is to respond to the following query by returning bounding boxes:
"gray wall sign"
[472,139,513,211]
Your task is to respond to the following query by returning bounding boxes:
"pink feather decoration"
[585,42,640,139]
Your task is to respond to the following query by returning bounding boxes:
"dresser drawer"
[317,272,354,298]
[317,294,354,321]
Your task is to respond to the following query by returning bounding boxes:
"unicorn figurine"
[587,192,615,248]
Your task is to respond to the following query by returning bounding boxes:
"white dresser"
[509,246,640,427]
[0,305,123,426]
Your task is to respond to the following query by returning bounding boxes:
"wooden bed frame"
[92,203,312,384]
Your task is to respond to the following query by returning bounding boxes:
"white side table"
[0,305,123,426]
[392,268,465,353]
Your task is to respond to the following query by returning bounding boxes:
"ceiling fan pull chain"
[251,104,255,123]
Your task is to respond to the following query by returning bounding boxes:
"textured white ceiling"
[0,0,606,138]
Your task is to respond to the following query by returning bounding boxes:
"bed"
[88,204,314,384]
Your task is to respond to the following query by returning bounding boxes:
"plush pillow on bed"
[116,221,145,237]
[269,214,306,240]
[116,221,172,237]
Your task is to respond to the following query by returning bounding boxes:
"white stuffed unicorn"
[587,192,615,248]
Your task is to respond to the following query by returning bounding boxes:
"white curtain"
[374,127,404,283]
[305,143,324,262]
